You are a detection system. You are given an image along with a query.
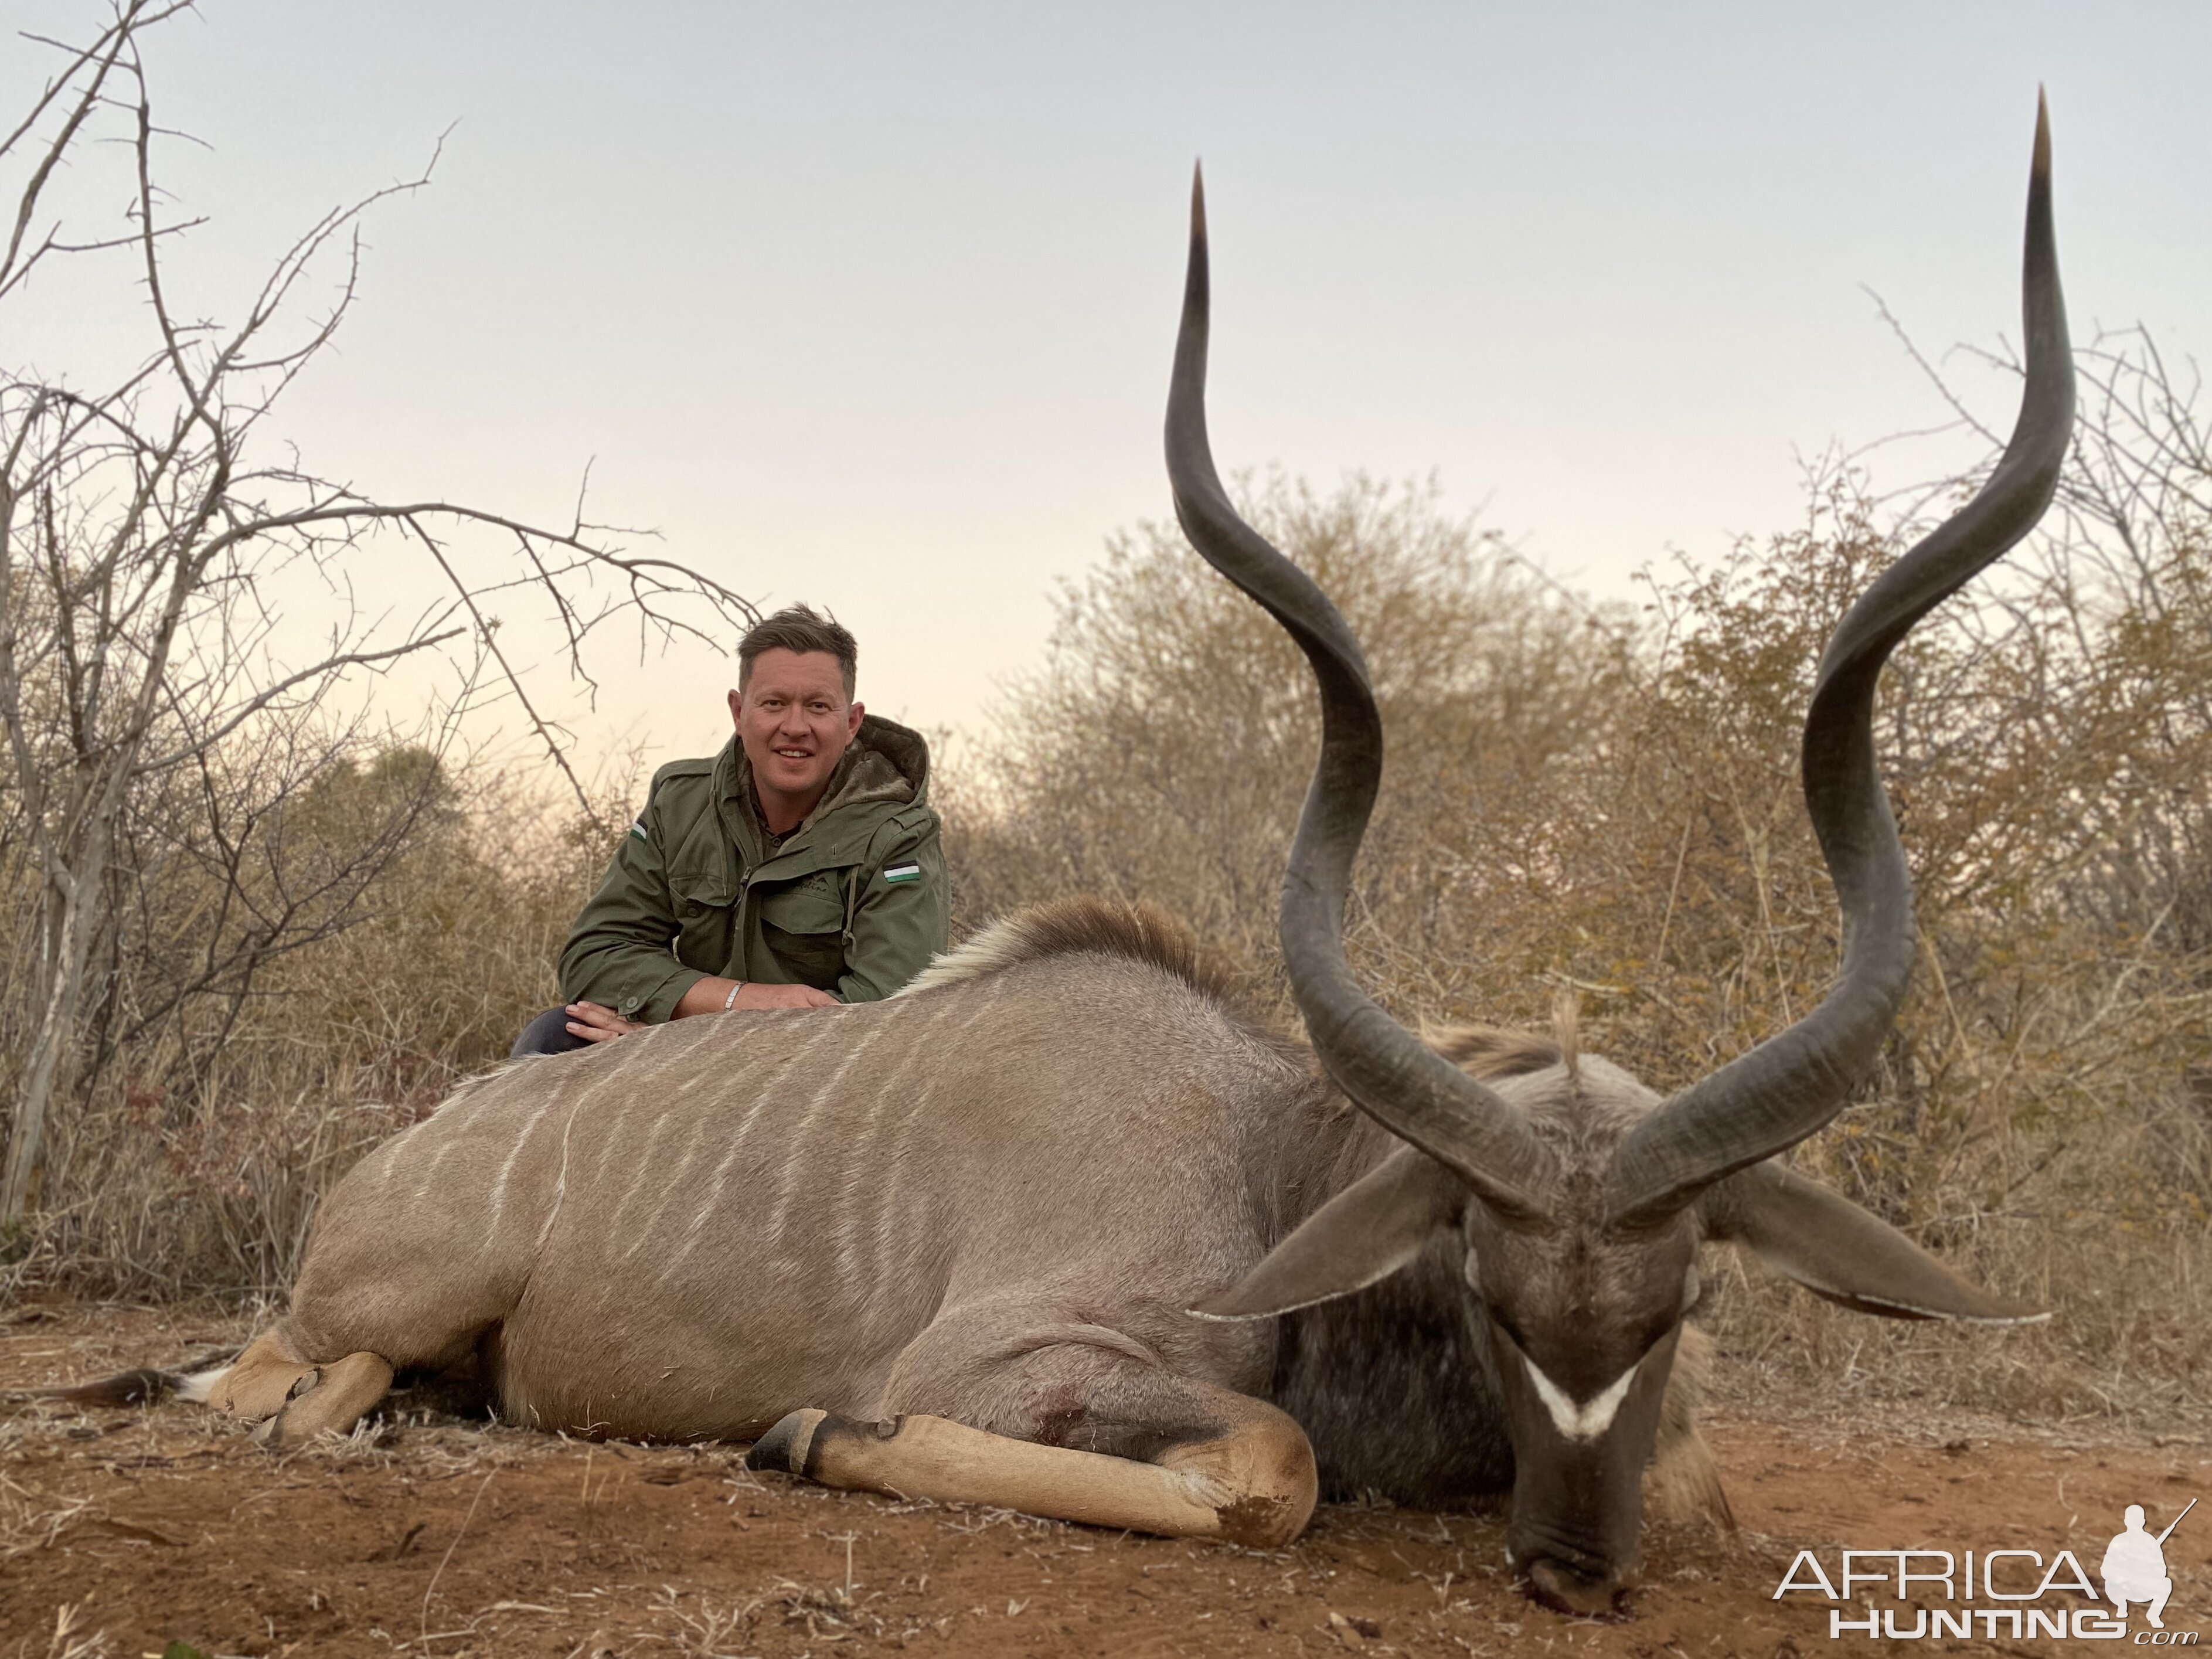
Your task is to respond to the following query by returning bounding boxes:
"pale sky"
[9,2,2210,777]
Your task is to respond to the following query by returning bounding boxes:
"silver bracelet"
[722,981,744,1012]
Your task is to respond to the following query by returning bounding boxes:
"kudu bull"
[106,110,2070,1614]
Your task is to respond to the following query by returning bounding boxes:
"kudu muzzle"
[1495,1324,1682,1614]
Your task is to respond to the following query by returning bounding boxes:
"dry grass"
[0,1473,93,1561]
[12,1604,112,1659]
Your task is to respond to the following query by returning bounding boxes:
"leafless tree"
[1868,305,2212,960]
[0,2,756,1223]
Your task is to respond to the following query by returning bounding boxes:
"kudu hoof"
[747,1408,832,1476]
[1525,1558,1628,1620]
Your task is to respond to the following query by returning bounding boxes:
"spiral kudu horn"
[1164,165,1556,1221]
[1604,98,2075,1228]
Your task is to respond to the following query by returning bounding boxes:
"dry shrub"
[2,754,624,1300]
[944,473,1636,1011]
[943,470,2211,1424]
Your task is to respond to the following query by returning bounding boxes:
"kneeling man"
[515,605,947,1055]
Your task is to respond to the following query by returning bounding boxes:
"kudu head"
[1172,103,2073,1616]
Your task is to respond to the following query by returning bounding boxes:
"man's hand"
[672,977,839,1018]
[565,1001,645,1043]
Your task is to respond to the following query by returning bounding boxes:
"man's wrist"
[722,981,744,1012]
[671,974,736,1019]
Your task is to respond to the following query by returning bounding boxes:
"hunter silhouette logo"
[1774,1496,2199,1641]
[2105,1499,2193,1631]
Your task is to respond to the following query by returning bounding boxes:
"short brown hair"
[737,605,858,698]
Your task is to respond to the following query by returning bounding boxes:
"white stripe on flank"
[485,1091,561,1242]
[631,1120,707,1259]
[875,1075,937,1286]
[378,1113,444,1188]
[578,1068,635,1190]
[869,979,1005,1280]
[947,974,1007,1032]
[833,998,949,1279]
[1523,1357,1638,1443]
[660,1136,750,1284]
[532,1093,586,1254]
[411,1133,463,1202]
[608,1109,676,1235]
[658,1018,847,1281]
[764,1009,899,1240]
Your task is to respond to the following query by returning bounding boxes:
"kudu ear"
[1189,1146,1466,1321]
[1701,1161,2046,1324]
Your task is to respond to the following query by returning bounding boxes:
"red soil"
[2,1303,2203,1658]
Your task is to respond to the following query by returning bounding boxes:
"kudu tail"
[9,1359,234,1409]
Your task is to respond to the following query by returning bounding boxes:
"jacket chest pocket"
[756,876,849,990]
[668,872,739,972]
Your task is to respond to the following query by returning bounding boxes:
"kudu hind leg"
[214,1327,394,1450]
[214,1328,319,1420]
[750,1359,1316,1546]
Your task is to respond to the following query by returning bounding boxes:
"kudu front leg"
[750,1405,1315,1545]
[749,1365,1316,1546]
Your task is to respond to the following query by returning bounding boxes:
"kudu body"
[137,110,2070,1614]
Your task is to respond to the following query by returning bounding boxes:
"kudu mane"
[911,901,1583,1110]
[900,896,1245,1008]
[1423,1025,1566,1083]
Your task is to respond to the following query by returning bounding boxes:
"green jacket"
[559,716,947,1021]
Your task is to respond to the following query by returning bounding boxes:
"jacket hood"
[722,712,931,832]
[816,713,931,814]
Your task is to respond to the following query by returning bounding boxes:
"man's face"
[730,648,864,815]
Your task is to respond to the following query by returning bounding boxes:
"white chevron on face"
[1523,1355,1636,1443]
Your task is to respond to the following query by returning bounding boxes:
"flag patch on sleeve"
[629,818,648,839]
[883,864,923,883]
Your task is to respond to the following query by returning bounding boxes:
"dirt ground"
[1,1304,2203,1659]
